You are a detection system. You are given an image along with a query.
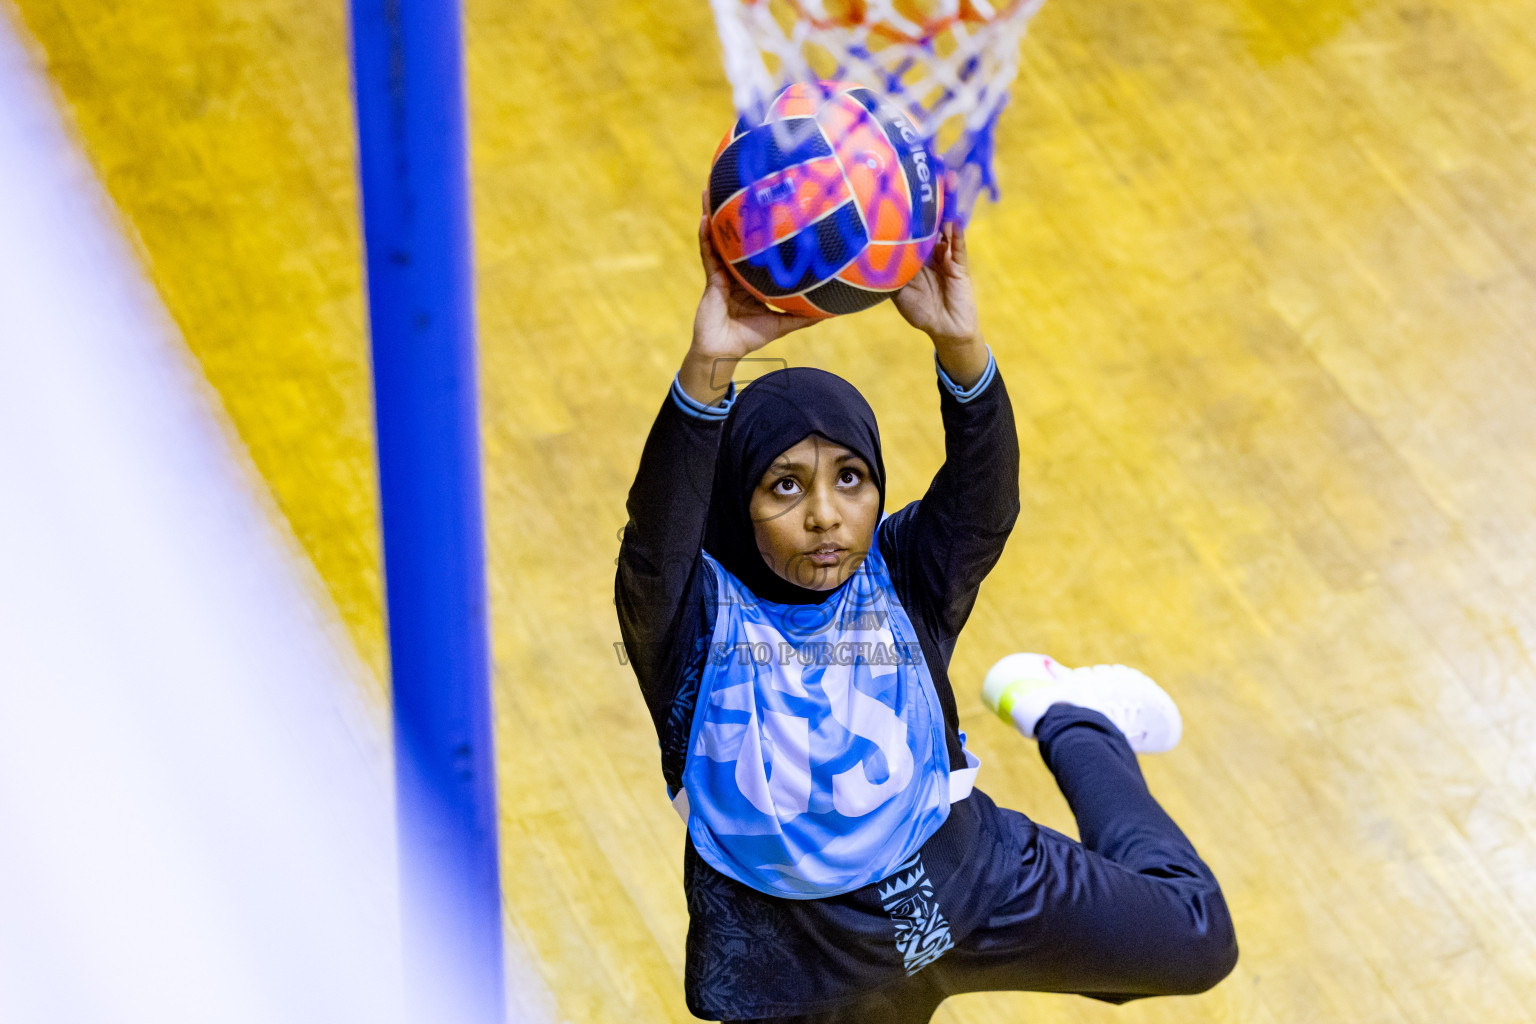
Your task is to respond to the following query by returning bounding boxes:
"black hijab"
[703,366,886,605]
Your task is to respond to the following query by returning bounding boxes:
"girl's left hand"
[892,222,979,348]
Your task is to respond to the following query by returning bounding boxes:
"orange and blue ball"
[707,81,945,318]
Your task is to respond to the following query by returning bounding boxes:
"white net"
[709,0,1047,223]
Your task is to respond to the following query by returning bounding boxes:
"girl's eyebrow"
[771,452,865,473]
[768,457,817,475]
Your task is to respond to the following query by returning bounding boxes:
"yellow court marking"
[13,0,1536,1020]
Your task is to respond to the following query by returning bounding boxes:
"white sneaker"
[981,653,1183,754]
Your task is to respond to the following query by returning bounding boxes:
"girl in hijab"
[614,216,1237,1023]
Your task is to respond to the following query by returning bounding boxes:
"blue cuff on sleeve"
[935,346,997,403]
[670,372,736,421]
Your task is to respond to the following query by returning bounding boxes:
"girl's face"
[750,434,879,591]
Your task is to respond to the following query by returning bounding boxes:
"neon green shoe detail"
[981,653,1069,724]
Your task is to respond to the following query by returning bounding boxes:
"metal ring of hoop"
[746,0,1030,44]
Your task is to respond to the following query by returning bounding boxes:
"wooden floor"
[12,0,1536,1019]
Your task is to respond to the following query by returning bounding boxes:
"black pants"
[725,705,1239,1024]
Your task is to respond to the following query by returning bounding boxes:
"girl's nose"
[805,485,841,531]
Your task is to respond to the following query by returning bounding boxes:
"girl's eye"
[839,469,861,486]
[773,477,801,495]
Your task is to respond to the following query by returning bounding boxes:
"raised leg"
[934,705,1237,1001]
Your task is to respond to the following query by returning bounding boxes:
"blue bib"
[675,522,979,899]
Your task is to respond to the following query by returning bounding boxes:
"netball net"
[709,0,1047,224]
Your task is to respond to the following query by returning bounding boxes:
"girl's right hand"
[691,212,820,361]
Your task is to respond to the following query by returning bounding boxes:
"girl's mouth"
[805,547,843,566]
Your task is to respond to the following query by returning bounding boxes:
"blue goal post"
[348,1,506,1022]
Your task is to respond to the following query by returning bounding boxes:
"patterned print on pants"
[878,854,954,974]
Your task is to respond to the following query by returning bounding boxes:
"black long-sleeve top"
[615,354,1024,1019]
